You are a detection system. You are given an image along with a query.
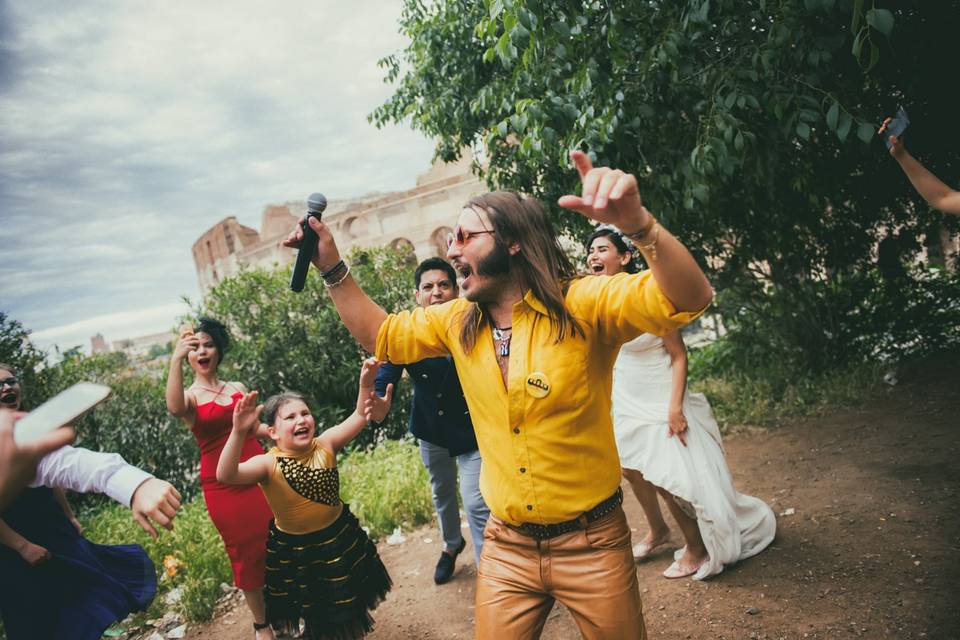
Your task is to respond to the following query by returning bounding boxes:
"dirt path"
[183,356,959,639]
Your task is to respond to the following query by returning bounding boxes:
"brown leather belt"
[509,488,623,540]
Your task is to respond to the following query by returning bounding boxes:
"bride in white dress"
[586,227,776,580]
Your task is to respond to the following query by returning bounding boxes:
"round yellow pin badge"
[525,372,551,398]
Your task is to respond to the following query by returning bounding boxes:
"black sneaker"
[433,537,466,584]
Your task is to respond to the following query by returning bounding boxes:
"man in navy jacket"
[375,257,490,584]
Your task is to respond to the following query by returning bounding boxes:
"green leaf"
[552,21,570,37]
[856,121,875,144]
[867,43,880,71]
[836,112,852,142]
[489,0,505,20]
[866,8,894,37]
[734,131,745,151]
[826,102,839,130]
[851,0,864,32]
[692,184,710,203]
[852,28,865,58]
[796,122,811,140]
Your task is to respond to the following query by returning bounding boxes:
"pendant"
[499,339,510,357]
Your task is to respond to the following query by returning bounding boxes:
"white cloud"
[0,0,437,351]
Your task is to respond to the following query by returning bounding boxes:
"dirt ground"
[180,356,959,640]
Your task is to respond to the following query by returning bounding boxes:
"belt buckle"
[577,514,589,529]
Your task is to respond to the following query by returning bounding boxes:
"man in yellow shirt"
[285,151,713,639]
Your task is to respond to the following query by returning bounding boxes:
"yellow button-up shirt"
[375,271,706,525]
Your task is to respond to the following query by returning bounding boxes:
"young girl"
[217,358,395,640]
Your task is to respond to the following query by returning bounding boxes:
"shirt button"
[526,505,533,511]
[513,427,520,434]
[438,410,444,416]
[519,467,526,473]
[436,393,442,398]
[421,374,428,379]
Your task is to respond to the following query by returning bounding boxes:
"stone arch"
[430,226,454,257]
[341,216,369,239]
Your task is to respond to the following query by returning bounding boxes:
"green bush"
[340,438,434,538]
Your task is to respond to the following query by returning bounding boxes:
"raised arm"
[165,331,199,420]
[217,391,272,485]
[283,217,388,352]
[319,359,392,453]
[661,331,689,447]
[881,120,960,215]
[559,150,713,312]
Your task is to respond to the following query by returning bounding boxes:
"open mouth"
[590,263,605,274]
[455,263,472,279]
[197,357,211,366]
[294,426,311,437]
[0,392,17,407]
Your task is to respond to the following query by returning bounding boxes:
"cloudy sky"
[0,0,436,355]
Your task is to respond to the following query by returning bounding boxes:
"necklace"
[492,325,512,358]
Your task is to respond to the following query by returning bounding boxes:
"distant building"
[112,331,176,361]
[192,153,485,295]
[90,333,109,355]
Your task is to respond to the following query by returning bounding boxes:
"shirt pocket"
[526,337,589,414]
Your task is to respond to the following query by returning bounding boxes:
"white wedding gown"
[612,333,776,580]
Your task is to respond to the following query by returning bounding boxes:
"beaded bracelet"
[320,259,346,280]
[323,262,351,289]
[622,214,657,241]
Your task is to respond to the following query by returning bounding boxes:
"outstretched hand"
[557,150,651,233]
[358,358,392,422]
[364,384,394,423]
[282,214,342,272]
[131,478,182,539]
[232,391,263,435]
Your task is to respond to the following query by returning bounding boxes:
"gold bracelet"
[637,224,661,261]
[623,214,657,241]
[323,262,351,288]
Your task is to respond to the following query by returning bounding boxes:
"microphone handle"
[290,215,320,292]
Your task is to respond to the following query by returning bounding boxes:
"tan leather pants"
[475,506,646,639]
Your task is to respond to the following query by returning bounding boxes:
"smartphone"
[881,105,909,149]
[13,382,112,445]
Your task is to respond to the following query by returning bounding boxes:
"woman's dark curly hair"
[196,317,230,364]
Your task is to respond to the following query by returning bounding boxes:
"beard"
[476,241,511,277]
[461,242,514,303]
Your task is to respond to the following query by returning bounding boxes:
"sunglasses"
[446,225,496,249]
[0,377,19,388]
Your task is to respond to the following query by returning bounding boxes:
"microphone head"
[307,192,328,214]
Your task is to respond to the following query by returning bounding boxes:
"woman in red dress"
[165,317,275,640]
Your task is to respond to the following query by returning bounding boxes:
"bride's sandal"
[632,534,671,561]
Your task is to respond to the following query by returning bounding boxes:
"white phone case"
[14,382,112,445]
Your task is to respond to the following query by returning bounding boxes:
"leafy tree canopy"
[372,0,959,372]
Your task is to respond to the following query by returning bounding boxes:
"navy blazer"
[374,356,478,456]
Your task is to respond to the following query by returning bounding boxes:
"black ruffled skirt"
[265,504,392,640]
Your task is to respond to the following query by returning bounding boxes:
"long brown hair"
[458,192,584,353]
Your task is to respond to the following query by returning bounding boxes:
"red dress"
[192,392,273,590]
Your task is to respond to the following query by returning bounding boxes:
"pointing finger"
[569,150,594,179]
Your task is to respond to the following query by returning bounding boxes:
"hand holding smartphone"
[880,106,910,150]
[13,382,112,445]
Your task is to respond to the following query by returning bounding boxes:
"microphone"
[290,192,328,292]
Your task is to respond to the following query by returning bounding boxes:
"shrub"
[340,438,434,538]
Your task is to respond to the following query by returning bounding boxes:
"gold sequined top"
[260,438,343,534]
